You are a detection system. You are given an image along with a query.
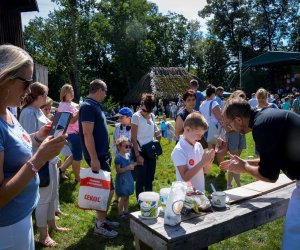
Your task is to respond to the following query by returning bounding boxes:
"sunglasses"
[16,76,33,89]
[122,144,132,149]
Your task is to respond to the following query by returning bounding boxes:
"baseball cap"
[116,107,133,117]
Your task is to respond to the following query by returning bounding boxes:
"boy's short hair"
[116,136,129,150]
[183,112,208,130]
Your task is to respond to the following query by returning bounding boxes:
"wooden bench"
[130,183,295,250]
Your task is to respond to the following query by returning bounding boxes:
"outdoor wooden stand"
[130,182,295,250]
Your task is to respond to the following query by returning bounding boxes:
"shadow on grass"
[59,180,79,203]
[63,218,135,250]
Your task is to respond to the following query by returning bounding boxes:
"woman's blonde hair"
[22,82,48,109]
[255,88,268,99]
[60,84,74,102]
[0,45,33,86]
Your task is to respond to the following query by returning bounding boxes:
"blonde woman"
[58,84,82,182]
[0,45,66,249]
[255,88,278,110]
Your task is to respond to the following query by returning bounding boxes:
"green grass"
[34,128,284,249]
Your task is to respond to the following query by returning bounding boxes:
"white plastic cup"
[138,192,159,218]
[212,191,227,208]
[159,188,171,212]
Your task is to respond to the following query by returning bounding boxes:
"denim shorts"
[67,133,83,161]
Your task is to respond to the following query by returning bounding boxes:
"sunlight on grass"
[37,127,285,249]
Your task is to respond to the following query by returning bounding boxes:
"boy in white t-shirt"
[171,112,215,192]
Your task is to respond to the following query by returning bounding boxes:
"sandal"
[111,200,119,206]
[39,236,57,248]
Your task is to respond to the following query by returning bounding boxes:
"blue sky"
[21,0,208,31]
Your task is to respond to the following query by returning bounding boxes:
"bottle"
[79,97,83,106]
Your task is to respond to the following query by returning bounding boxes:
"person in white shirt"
[171,112,215,192]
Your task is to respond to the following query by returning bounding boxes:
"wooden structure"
[130,177,295,250]
[0,0,39,48]
[123,67,204,103]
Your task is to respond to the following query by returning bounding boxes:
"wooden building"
[123,67,204,103]
[0,0,39,48]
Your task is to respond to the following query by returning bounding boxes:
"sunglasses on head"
[122,144,132,149]
[16,76,33,89]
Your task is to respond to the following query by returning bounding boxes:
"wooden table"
[130,183,295,250]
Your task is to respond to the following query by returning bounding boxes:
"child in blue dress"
[115,136,137,217]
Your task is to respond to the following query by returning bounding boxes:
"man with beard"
[220,98,300,250]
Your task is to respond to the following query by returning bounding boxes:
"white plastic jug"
[164,181,187,226]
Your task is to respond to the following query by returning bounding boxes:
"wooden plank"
[224,186,261,204]
[242,174,294,194]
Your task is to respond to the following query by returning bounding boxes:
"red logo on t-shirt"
[22,133,31,144]
[189,159,195,166]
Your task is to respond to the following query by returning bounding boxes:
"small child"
[115,136,137,217]
[160,119,167,138]
[166,121,175,143]
[171,112,215,192]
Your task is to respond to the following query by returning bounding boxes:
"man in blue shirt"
[215,86,224,109]
[190,79,205,111]
[79,79,119,238]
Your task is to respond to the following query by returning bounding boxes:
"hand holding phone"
[49,112,72,137]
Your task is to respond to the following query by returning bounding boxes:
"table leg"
[134,235,153,250]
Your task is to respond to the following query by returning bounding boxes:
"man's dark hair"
[89,79,106,94]
[223,98,251,120]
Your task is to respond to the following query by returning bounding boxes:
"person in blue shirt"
[190,79,205,111]
[114,136,136,217]
[215,86,224,109]
[79,79,119,238]
[0,45,67,249]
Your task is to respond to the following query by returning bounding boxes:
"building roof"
[123,67,204,103]
[2,0,39,12]
[242,51,300,68]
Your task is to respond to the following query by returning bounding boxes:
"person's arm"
[0,135,67,208]
[115,162,136,174]
[220,155,273,182]
[175,116,184,139]
[131,123,143,165]
[81,122,100,172]
[212,104,223,124]
[69,111,79,124]
[177,150,214,181]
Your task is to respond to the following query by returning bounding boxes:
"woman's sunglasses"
[16,76,33,89]
[122,145,132,149]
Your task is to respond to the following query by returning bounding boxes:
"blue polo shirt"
[79,97,110,160]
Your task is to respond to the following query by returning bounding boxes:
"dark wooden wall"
[0,5,24,48]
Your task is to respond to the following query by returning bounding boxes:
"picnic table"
[130,177,295,250]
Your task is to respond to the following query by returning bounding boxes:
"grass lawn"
[35,126,284,250]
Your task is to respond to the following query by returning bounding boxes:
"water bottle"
[79,96,83,106]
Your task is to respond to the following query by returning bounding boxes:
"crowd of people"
[1,44,300,250]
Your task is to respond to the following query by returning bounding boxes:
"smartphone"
[49,112,72,137]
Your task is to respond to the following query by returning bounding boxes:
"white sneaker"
[94,223,118,238]
[104,217,120,228]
